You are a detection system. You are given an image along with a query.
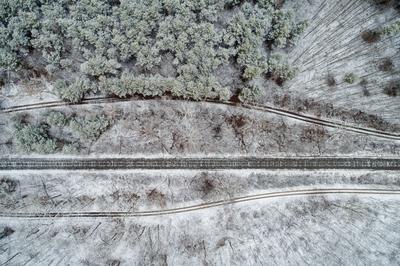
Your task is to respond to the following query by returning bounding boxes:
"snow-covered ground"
[1,170,400,265]
[280,0,400,124]
[1,189,399,265]
[1,169,399,213]
[1,100,400,157]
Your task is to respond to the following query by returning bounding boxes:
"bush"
[0,1,41,70]
[361,30,381,43]
[288,21,308,46]
[224,3,271,80]
[135,46,161,71]
[173,75,232,101]
[100,73,177,98]
[69,114,110,141]
[343,73,357,84]
[14,124,57,154]
[62,143,79,154]
[383,82,399,97]
[326,74,336,87]
[80,56,121,76]
[380,21,400,36]
[30,2,68,66]
[45,111,68,127]
[266,54,296,84]
[238,85,262,103]
[268,10,293,48]
[0,48,18,70]
[378,58,394,72]
[243,65,264,81]
[372,0,392,6]
[54,77,93,103]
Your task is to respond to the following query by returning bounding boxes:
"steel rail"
[1,157,400,170]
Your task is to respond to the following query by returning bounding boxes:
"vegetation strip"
[1,158,400,170]
[1,188,399,218]
[2,97,400,140]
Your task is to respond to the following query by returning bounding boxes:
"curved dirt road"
[1,188,399,218]
[1,97,399,140]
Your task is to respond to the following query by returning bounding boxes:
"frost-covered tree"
[0,1,40,70]
[1,0,308,103]
[100,73,177,98]
[54,77,93,103]
[343,73,357,84]
[238,85,262,103]
[224,3,270,80]
[62,143,79,154]
[383,82,399,97]
[45,111,68,127]
[31,2,68,66]
[14,124,57,154]
[268,10,293,48]
[80,56,121,76]
[268,10,308,48]
[266,54,296,83]
[380,21,400,36]
[69,114,110,141]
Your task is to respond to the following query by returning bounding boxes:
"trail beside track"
[1,97,399,140]
[1,157,400,170]
[1,188,399,218]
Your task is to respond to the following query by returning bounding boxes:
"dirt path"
[2,97,400,140]
[1,188,399,218]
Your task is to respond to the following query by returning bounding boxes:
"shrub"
[30,2,67,66]
[45,111,68,127]
[54,77,93,103]
[361,30,381,43]
[360,79,370,96]
[135,46,161,71]
[0,178,17,194]
[326,74,336,87]
[80,56,121,76]
[238,85,262,103]
[288,20,308,46]
[69,114,110,141]
[0,48,18,70]
[14,124,57,154]
[383,82,399,97]
[173,75,232,101]
[243,65,264,81]
[62,143,79,154]
[0,227,15,240]
[372,0,392,6]
[266,54,296,84]
[216,86,232,101]
[100,73,177,98]
[0,1,41,70]
[380,21,400,36]
[257,0,275,10]
[378,58,394,72]
[343,73,357,84]
[268,10,293,48]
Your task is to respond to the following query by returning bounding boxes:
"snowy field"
[1,169,399,265]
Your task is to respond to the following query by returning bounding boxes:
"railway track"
[1,188,399,218]
[1,157,400,170]
[1,97,399,140]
